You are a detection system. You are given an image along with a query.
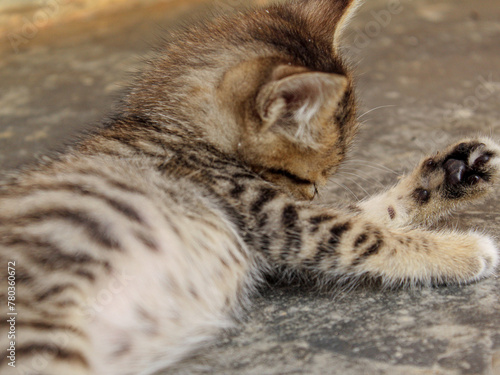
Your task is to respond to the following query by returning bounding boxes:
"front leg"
[358,137,500,228]
[252,138,500,286]
[260,203,498,286]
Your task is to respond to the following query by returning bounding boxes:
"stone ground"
[1,0,500,374]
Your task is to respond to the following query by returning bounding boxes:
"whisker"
[340,176,370,197]
[344,163,397,175]
[329,180,359,201]
[343,167,392,185]
[357,105,397,121]
[345,159,400,175]
[338,170,386,188]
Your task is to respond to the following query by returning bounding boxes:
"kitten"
[1,0,499,374]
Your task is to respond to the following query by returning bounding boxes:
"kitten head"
[129,0,361,200]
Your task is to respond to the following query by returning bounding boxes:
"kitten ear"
[332,0,363,50]
[256,67,348,148]
[298,0,363,50]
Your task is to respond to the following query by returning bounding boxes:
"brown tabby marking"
[1,1,499,375]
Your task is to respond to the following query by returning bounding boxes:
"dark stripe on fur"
[36,284,79,302]
[309,214,336,233]
[352,236,384,267]
[3,237,107,282]
[16,321,87,338]
[74,269,97,282]
[233,172,258,180]
[313,243,333,265]
[230,183,246,199]
[329,222,351,248]
[17,343,90,369]
[256,213,271,255]
[354,233,368,247]
[363,238,383,258]
[73,186,144,223]
[219,199,248,237]
[283,204,299,228]
[251,187,278,214]
[227,248,243,266]
[107,133,164,159]
[281,204,302,260]
[5,237,98,263]
[21,183,145,224]
[17,209,121,250]
[74,168,147,195]
[134,231,160,252]
[309,214,336,226]
[13,269,34,285]
[201,183,254,247]
[313,222,350,266]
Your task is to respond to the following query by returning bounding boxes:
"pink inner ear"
[279,78,324,125]
[257,70,348,146]
[281,88,315,110]
[271,72,348,123]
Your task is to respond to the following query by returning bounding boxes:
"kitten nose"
[444,159,467,185]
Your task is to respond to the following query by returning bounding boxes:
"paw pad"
[439,141,497,197]
[412,188,430,204]
[473,153,490,168]
[443,159,466,186]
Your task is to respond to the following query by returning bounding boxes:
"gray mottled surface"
[1,0,500,374]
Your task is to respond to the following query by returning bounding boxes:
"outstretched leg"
[253,138,500,286]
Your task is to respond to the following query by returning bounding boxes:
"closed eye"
[266,168,314,185]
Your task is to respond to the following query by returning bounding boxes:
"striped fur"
[1,1,499,374]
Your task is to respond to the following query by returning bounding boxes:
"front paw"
[429,231,498,285]
[417,138,500,204]
[471,233,499,281]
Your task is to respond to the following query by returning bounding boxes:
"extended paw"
[428,232,498,285]
[471,233,499,281]
[416,138,500,204]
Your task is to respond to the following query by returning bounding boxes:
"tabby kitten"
[1,0,499,374]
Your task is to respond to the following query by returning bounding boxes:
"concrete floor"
[1,0,500,374]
